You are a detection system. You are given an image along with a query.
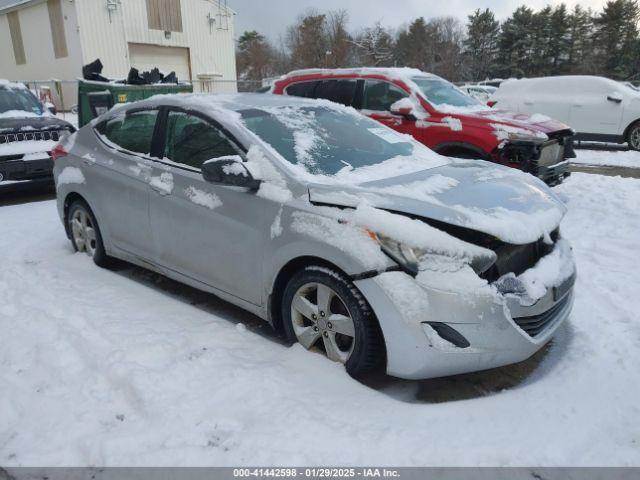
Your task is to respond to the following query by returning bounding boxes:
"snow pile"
[529,113,552,123]
[56,167,85,186]
[491,123,548,142]
[441,116,463,131]
[435,103,492,114]
[270,207,283,239]
[573,149,640,168]
[373,174,460,202]
[0,110,41,119]
[184,186,222,210]
[149,172,174,195]
[290,210,389,270]
[517,239,575,301]
[245,146,292,203]
[0,172,639,466]
[0,140,57,157]
[220,159,248,177]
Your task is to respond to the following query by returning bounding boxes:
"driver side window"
[362,80,409,112]
[164,111,240,169]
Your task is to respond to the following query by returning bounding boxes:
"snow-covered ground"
[1,173,639,467]
[573,148,640,168]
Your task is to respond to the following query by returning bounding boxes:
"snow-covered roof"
[280,68,439,81]
[0,0,39,14]
[0,79,27,90]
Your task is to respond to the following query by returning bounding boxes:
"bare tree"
[326,10,353,67]
[351,22,395,66]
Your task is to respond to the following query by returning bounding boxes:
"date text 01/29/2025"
[232,468,400,478]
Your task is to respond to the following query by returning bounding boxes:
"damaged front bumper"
[497,132,575,186]
[353,240,576,380]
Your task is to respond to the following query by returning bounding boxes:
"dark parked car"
[0,81,75,187]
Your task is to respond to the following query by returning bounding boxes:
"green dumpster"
[77,79,193,128]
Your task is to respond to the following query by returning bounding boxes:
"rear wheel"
[67,200,113,268]
[627,122,640,151]
[282,266,384,377]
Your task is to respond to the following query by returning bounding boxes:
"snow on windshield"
[239,105,448,183]
[411,77,491,113]
[0,81,44,116]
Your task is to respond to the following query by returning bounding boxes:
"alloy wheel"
[71,207,97,258]
[290,282,356,363]
[630,126,640,150]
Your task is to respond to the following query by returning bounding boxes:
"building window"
[146,0,183,33]
[7,11,26,65]
[47,0,68,58]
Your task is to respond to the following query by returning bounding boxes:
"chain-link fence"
[17,78,265,116]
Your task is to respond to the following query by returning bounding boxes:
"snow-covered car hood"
[0,115,73,133]
[459,108,571,135]
[308,160,567,245]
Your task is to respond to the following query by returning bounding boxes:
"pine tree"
[463,8,500,80]
[497,6,536,78]
[566,5,594,74]
[236,31,277,81]
[394,18,433,71]
[593,0,640,78]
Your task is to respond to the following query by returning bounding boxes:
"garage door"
[128,44,191,82]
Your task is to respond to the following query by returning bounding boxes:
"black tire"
[67,200,114,268]
[281,266,384,377]
[627,121,640,151]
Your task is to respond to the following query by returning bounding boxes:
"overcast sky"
[229,0,609,42]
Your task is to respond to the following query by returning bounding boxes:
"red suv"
[272,68,575,185]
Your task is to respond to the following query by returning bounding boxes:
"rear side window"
[102,110,158,155]
[285,81,319,98]
[314,79,358,106]
[362,80,408,111]
[163,111,240,169]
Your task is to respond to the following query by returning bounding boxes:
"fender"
[433,141,490,160]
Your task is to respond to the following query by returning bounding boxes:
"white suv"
[490,75,640,150]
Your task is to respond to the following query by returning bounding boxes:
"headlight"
[370,232,497,277]
[374,233,422,276]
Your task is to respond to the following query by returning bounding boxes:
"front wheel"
[67,200,113,268]
[627,122,640,151]
[281,266,384,377]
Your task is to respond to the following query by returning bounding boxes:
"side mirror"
[390,99,418,119]
[202,155,261,190]
[607,92,623,104]
[44,102,57,115]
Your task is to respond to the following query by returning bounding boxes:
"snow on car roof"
[280,67,440,82]
[499,75,630,93]
[0,79,27,90]
[125,92,363,116]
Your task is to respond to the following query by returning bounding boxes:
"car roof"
[279,67,440,82]
[104,93,363,125]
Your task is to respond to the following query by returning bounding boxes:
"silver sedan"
[53,94,575,380]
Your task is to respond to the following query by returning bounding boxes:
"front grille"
[537,141,564,166]
[481,229,559,283]
[513,293,571,337]
[0,130,61,144]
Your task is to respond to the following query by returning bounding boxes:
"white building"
[0,0,238,108]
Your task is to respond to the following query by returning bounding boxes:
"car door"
[359,79,416,136]
[516,80,571,124]
[92,109,157,259]
[568,78,624,136]
[147,109,267,305]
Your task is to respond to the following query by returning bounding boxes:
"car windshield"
[0,87,43,115]
[240,106,442,178]
[412,77,481,108]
